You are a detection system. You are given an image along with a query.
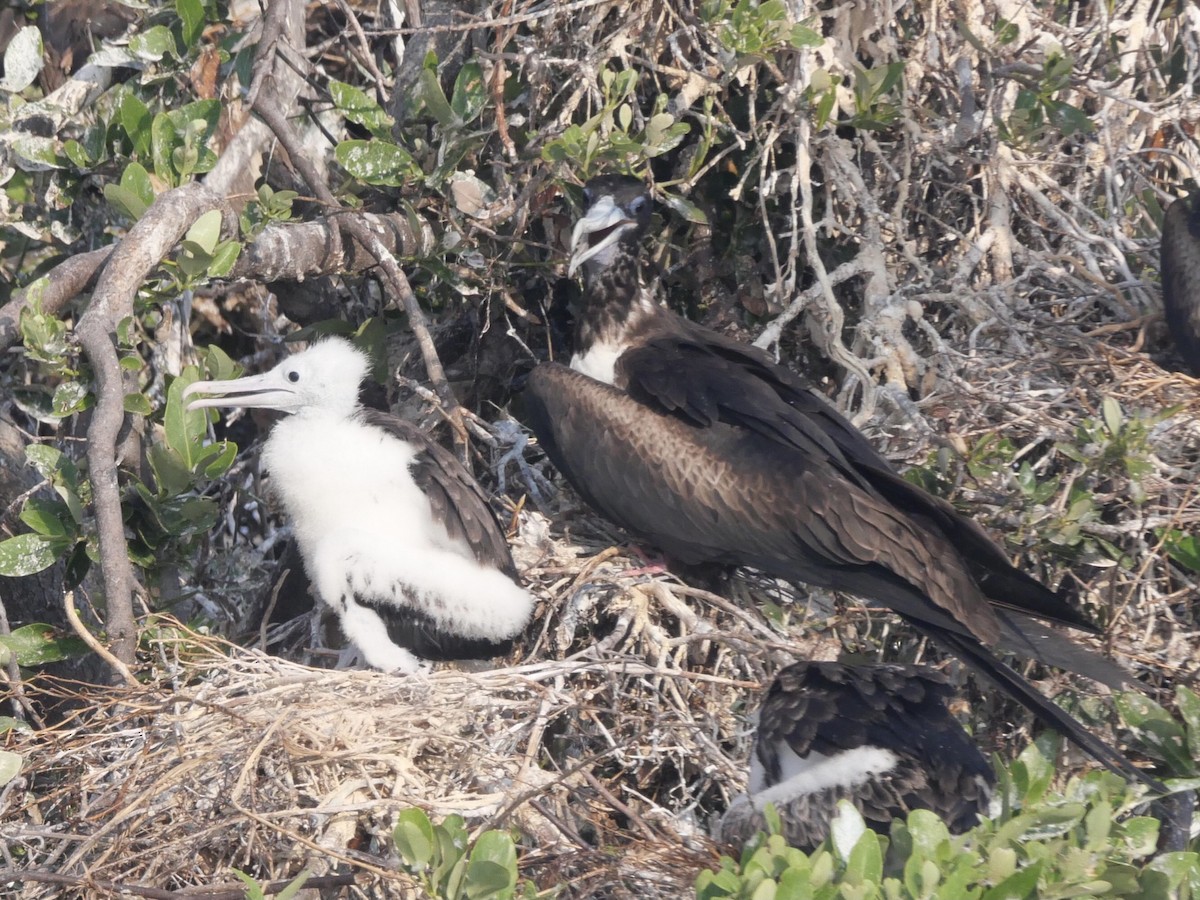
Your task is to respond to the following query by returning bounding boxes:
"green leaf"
[420,53,456,126]
[202,344,241,381]
[982,860,1042,900]
[1162,529,1200,572]
[163,365,210,473]
[19,499,69,539]
[0,750,22,787]
[199,440,237,479]
[124,392,154,416]
[148,443,193,498]
[465,859,515,898]
[24,445,86,524]
[335,140,416,187]
[843,828,882,886]
[830,800,867,862]
[0,623,87,665]
[129,24,178,62]
[105,184,146,222]
[1177,687,1200,760]
[120,92,154,156]
[1101,396,1123,436]
[207,241,242,278]
[393,807,436,869]
[0,533,69,577]
[451,61,487,124]
[151,113,178,185]
[177,0,206,48]
[0,26,44,93]
[663,191,709,225]
[789,23,823,48]
[63,139,94,169]
[52,381,91,417]
[330,80,395,137]
[187,209,224,255]
[470,829,517,868]
[228,870,266,900]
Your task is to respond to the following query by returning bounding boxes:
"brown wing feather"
[1161,193,1200,374]
[620,327,1099,633]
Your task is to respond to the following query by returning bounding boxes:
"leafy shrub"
[392,807,551,899]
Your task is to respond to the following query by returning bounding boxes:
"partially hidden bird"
[1160,192,1200,375]
[715,661,994,850]
[186,337,535,673]
[522,174,1155,786]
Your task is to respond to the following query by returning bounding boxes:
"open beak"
[567,195,638,276]
[184,371,297,412]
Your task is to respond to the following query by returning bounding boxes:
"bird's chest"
[261,416,433,546]
[569,339,625,386]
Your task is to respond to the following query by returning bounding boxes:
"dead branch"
[0,246,112,353]
[74,181,223,669]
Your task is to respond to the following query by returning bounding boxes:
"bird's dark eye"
[287,370,300,383]
[629,195,649,216]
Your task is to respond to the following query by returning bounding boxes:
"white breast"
[261,413,446,557]
[570,339,624,386]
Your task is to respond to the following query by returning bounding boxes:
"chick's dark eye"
[629,195,648,215]
[287,370,300,383]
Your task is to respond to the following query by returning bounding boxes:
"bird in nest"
[715,661,994,851]
[521,173,1158,789]
[186,337,535,674]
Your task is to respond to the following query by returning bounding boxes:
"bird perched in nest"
[186,338,535,673]
[521,174,1156,786]
[715,661,994,850]
[1160,192,1200,375]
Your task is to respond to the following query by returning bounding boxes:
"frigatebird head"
[567,174,653,276]
[184,338,370,419]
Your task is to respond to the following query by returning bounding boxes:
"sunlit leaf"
[0,533,69,577]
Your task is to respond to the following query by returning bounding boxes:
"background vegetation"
[0,0,1198,896]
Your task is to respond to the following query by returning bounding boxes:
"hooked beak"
[184,371,298,413]
[567,195,638,276]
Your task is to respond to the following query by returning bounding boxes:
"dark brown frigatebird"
[522,174,1155,785]
[1160,192,1200,375]
[715,661,994,850]
[186,338,535,673]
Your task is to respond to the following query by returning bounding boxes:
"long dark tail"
[993,609,1135,691]
[922,623,1164,792]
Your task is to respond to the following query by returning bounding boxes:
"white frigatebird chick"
[186,338,535,673]
[522,174,1157,786]
[715,661,993,850]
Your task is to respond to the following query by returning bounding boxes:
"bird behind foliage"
[715,661,994,850]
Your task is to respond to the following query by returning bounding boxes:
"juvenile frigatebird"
[522,174,1154,784]
[186,338,535,673]
[715,661,993,850]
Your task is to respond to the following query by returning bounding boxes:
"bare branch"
[74,182,222,668]
[0,246,112,353]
